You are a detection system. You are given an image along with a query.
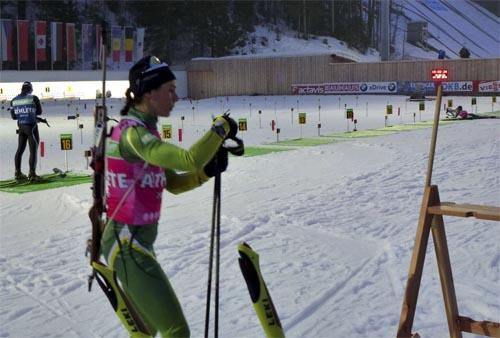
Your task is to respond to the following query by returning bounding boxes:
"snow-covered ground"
[0,94,498,337]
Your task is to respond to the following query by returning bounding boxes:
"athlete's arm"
[121,126,224,171]
[9,100,16,120]
[164,168,210,194]
[120,126,224,193]
[33,96,42,115]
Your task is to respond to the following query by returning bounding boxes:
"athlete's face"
[146,80,178,117]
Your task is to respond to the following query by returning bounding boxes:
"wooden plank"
[428,202,500,221]
[459,316,500,337]
[431,215,462,338]
[397,185,439,337]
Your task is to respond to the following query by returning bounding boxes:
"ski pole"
[205,168,221,338]
[215,170,221,337]
[204,137,244,338]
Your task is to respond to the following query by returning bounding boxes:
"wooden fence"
[187,55,500,99]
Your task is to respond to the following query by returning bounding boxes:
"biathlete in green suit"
[100,55,238,337]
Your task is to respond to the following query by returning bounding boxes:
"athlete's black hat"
[21,81,33,94]
[129,56,176,97]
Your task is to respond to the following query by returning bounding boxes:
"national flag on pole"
[35,21,47,62]
[82,23,94,64]
[135,27,145,60]
[95,24,102,63]
[51,22,63,62]
[66,23,76,62]
[1,19,15,61]
[17,20,29,62]
[111,26,122,62]
[124,26,134,62]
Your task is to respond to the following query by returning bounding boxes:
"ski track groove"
[4,274,98,338]
[284,250,380,332]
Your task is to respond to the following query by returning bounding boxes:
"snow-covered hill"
[396,0,500,59]
[230,0,499,62]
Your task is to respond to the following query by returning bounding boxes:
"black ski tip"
[238,252,261,303]
[240,241,252,250]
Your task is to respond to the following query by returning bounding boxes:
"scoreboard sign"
[298,112,306,124]
[238,118,247,131]
[60,134,73,150]
[162,124,172,139]
[346,108,354,120]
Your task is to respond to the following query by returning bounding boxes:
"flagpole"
[51,22,53,71]
[66,23,69,71]
[35,21,38,71]
[16,19,20,71]
[81,24,84,70]
[1,20,3,72]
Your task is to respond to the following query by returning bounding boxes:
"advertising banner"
[478,80,500,93]
[359,82,397,93]
[292,82,397,95]
[398,81,435,96]
[441,81,473,92]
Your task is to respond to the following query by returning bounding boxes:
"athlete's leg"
[14,126,29,175]
[102,222,190,338]
[27,125,40,175]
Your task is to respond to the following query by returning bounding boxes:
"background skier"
[447,105,496,119]
[10,81,43,181]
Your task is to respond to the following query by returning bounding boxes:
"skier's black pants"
[15,124,39,175]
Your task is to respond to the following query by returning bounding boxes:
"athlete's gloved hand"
[212,113,238,139]
[204,147,228,177]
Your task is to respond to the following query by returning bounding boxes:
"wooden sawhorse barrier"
[396,82,500,338]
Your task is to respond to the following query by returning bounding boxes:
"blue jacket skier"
[10,82,43,181]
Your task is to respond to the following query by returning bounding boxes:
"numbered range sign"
[60,134,73,150]
[386,105,393,115]
[419,102,425,111]
[346,108,354,120]
[447,99,453,108]
[162,124,172,139]
[493,96,497,103]
[298,112,306,124]
[471,97,477,105]
[238,118,247,131]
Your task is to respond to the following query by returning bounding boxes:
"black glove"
[212,113,238,139]
[204,147,228,178]
[221,113,238,140]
